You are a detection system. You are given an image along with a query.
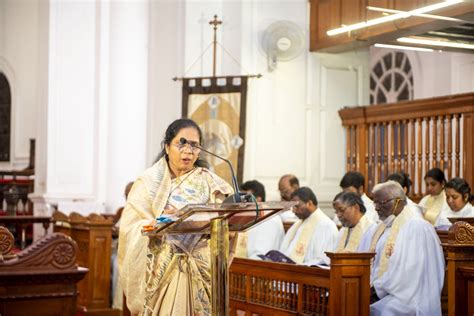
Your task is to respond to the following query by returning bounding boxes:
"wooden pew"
[0,226,87,316]
[52,211,119,316]
[443,220,474,316]
[230,252,374,316]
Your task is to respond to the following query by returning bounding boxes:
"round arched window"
[370,51,413,104]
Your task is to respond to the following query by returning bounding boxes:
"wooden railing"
[339,93,474,198]
[230,252,374,316]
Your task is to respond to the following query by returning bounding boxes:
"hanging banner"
[182,76,248,185]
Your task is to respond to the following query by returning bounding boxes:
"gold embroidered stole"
[235,232,248,258]
[336,215,374,252]
[423,191,446,225]
[377,207,417,278]
[282,209,325,264]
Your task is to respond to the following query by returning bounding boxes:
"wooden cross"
[209,15,222,77]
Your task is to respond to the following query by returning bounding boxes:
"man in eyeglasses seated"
[278,174,300,223]
[332,191,376,253]
[337,171,380,224]
[279,187,338,265]
[358,181,445,316]
[234,180,285,260]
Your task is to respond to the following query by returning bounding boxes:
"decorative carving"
[0,232,78,271]
[0,226,14,257]
[87,212,113,224]
[52,242,75,268]
[52,210,69,222]
[77,241,89,253]
[69,212,87,224]
[449,221,474,245]
[53,211,114,228]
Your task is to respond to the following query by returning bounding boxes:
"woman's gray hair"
[372,180,407,201]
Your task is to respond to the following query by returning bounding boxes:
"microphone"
[179,137,242,203]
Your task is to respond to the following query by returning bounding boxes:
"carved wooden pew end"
[443,221,474,316]
[0,226,87,316]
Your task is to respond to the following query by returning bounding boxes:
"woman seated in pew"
[387,172,423,217]
[418,168,449,226]
[436,177,473,228]
[332,191,376,253]
[117,118,233,315]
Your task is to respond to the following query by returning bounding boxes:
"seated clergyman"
[235,180,285,259]
[359,181,445,316]
[279,187,338,265]
[332,191,376,252]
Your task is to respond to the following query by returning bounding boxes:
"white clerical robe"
[280,208,338,265]
[436,202,474,227]
[238,214,285,260]
[361,193,380,223]
[407,197,423,218]
[280,209,298,222]
[418,192,450,226]
[334,214,376,252]
[359,207,445,316]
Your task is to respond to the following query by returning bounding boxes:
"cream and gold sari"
[117,158,232,315]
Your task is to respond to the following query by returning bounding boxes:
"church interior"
[0,0,473,315]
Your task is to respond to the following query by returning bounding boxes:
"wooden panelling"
[52,211,118,315]
[230,252,374,316]
[443,221,474,316]
[310,0,474,52]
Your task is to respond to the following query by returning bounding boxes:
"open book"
[257,250,295,264]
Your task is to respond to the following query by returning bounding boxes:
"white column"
[45,0,98,203]
[32,0,150,219]
[106,0,149,212]
[32,0,100,237]
[147,0,184,166]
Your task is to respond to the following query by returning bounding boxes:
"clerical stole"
[423,191,446,225]
[235,232,248,258]
[377,207,418,278]
[281,209,326,264]
[336,215,374,252]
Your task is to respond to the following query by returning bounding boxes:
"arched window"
[0,73,11,161]
[370,51,414,104]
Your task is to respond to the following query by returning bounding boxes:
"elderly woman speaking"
[118,118,232,316]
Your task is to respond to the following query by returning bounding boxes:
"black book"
[257,250,296,264]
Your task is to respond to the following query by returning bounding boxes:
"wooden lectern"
[143,201,294,316]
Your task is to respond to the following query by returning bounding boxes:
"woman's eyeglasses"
[172,142,201,154]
